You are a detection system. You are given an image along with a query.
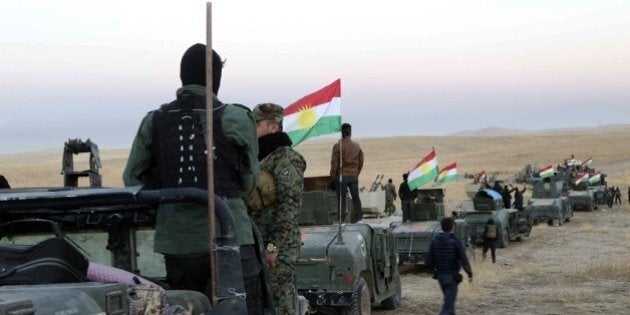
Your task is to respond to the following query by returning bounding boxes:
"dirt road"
[373,206,630,315]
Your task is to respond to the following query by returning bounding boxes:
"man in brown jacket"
[330,123,364,222]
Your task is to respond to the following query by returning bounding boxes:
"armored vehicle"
[568,180,595,211]
[459,189,533,248]
[0,186,258,315]
[390,188,470,265]
[525,175,573,226]
[296,176,401,314]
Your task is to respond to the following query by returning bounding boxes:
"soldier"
[627,186,630,205]
[481,218,497,263]
[382,178,397,216]
[502,185,513,209]
[425,217,473,315]
[330,123,364,223]
[249,103,306,315]
[398,173,417,222]
[607,187,614,208]
[614,186,622,205]
[512,186,527,211]
[123,44,263,311]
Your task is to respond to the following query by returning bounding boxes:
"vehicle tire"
[381,277,401,310]
[547,219,553,226]
[349,277,371,315]
[498,229,509,248]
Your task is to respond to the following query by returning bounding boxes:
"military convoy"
[296,176,401,314]
[390,188,471,265]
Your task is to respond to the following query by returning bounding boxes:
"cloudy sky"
[2,0,630,153]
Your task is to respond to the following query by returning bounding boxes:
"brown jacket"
[330,137,364,177]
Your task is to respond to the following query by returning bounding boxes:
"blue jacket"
[426,232,473,278]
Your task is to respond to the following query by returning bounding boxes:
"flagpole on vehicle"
[205,1,218,305]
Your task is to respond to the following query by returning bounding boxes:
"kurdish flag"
[408,150,439,190]
[589,172,601,185]
[283,79,342,147]
[433,162,458,187]
[582,157,592,168]
[539,165,554,179]
[574,173,589,185]
[565,157,576,166]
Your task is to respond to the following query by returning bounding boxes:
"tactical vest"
[151,93,241,198]
[486,224,497,239]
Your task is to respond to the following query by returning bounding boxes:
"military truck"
[568,180,595,211]
[525,175,573,226]
[296,176,401,314]
[390,188,471,265]
[458,189,533,248]
[0,186,259,315]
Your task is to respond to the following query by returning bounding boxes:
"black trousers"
[401,199,414,222]
[335,175,363,222]
[482,238,496,263]
[164,244,262,314]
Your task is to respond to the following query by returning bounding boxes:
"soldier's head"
[402,173,408,181]
[441,217,454,233]
[388,178,393,184]
[341,123,352,138]
[254,103,284,138]
[487,218,494,225]
[180,43,223,95]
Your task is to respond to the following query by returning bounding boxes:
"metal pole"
[205,1,218,305]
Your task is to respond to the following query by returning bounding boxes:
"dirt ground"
[370,205,630,315]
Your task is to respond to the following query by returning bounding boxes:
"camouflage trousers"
[269,261,297,315]
[385,197,396,216]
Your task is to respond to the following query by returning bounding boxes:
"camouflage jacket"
[384,183,397,200]
[252,133,306,265]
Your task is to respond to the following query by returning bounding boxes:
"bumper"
[398,252,427,264]
[300,291,354,307]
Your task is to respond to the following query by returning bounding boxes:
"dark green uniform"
[384,182,397,215]
[123,85,260,253]
[251,135,306,315]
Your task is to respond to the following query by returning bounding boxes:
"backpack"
[486,224,497,239]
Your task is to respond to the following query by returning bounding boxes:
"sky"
[1,0,630,153]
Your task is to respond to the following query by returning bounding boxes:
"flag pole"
[205,1,218,305]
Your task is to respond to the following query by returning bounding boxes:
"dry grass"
[579,254,630,281]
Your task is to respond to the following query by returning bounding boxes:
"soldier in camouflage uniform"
[382,178,397,216]
[249,103,306,315]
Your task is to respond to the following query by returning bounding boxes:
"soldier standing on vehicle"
[330,123,364,223]
[123,44,263,310]
[398,173,417,222]
[426,217,473,315]
[502,185,513,209]
[512,186,527,211]
[382,178,397,216]
[482,218,497,263]
[249,103,306,315]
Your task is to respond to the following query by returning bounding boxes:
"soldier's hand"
[266,251,279,268]
[469,277,473,283]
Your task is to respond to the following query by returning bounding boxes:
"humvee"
[296,176,401,314]
[525,174,573,226]
[0,186,256,314]
[459,189,533,248]
[389,188,471,265]
[568,181,595,211]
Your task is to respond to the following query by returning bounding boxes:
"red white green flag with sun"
[283,79,342,147]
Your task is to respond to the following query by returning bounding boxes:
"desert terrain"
[1,129,629,314]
